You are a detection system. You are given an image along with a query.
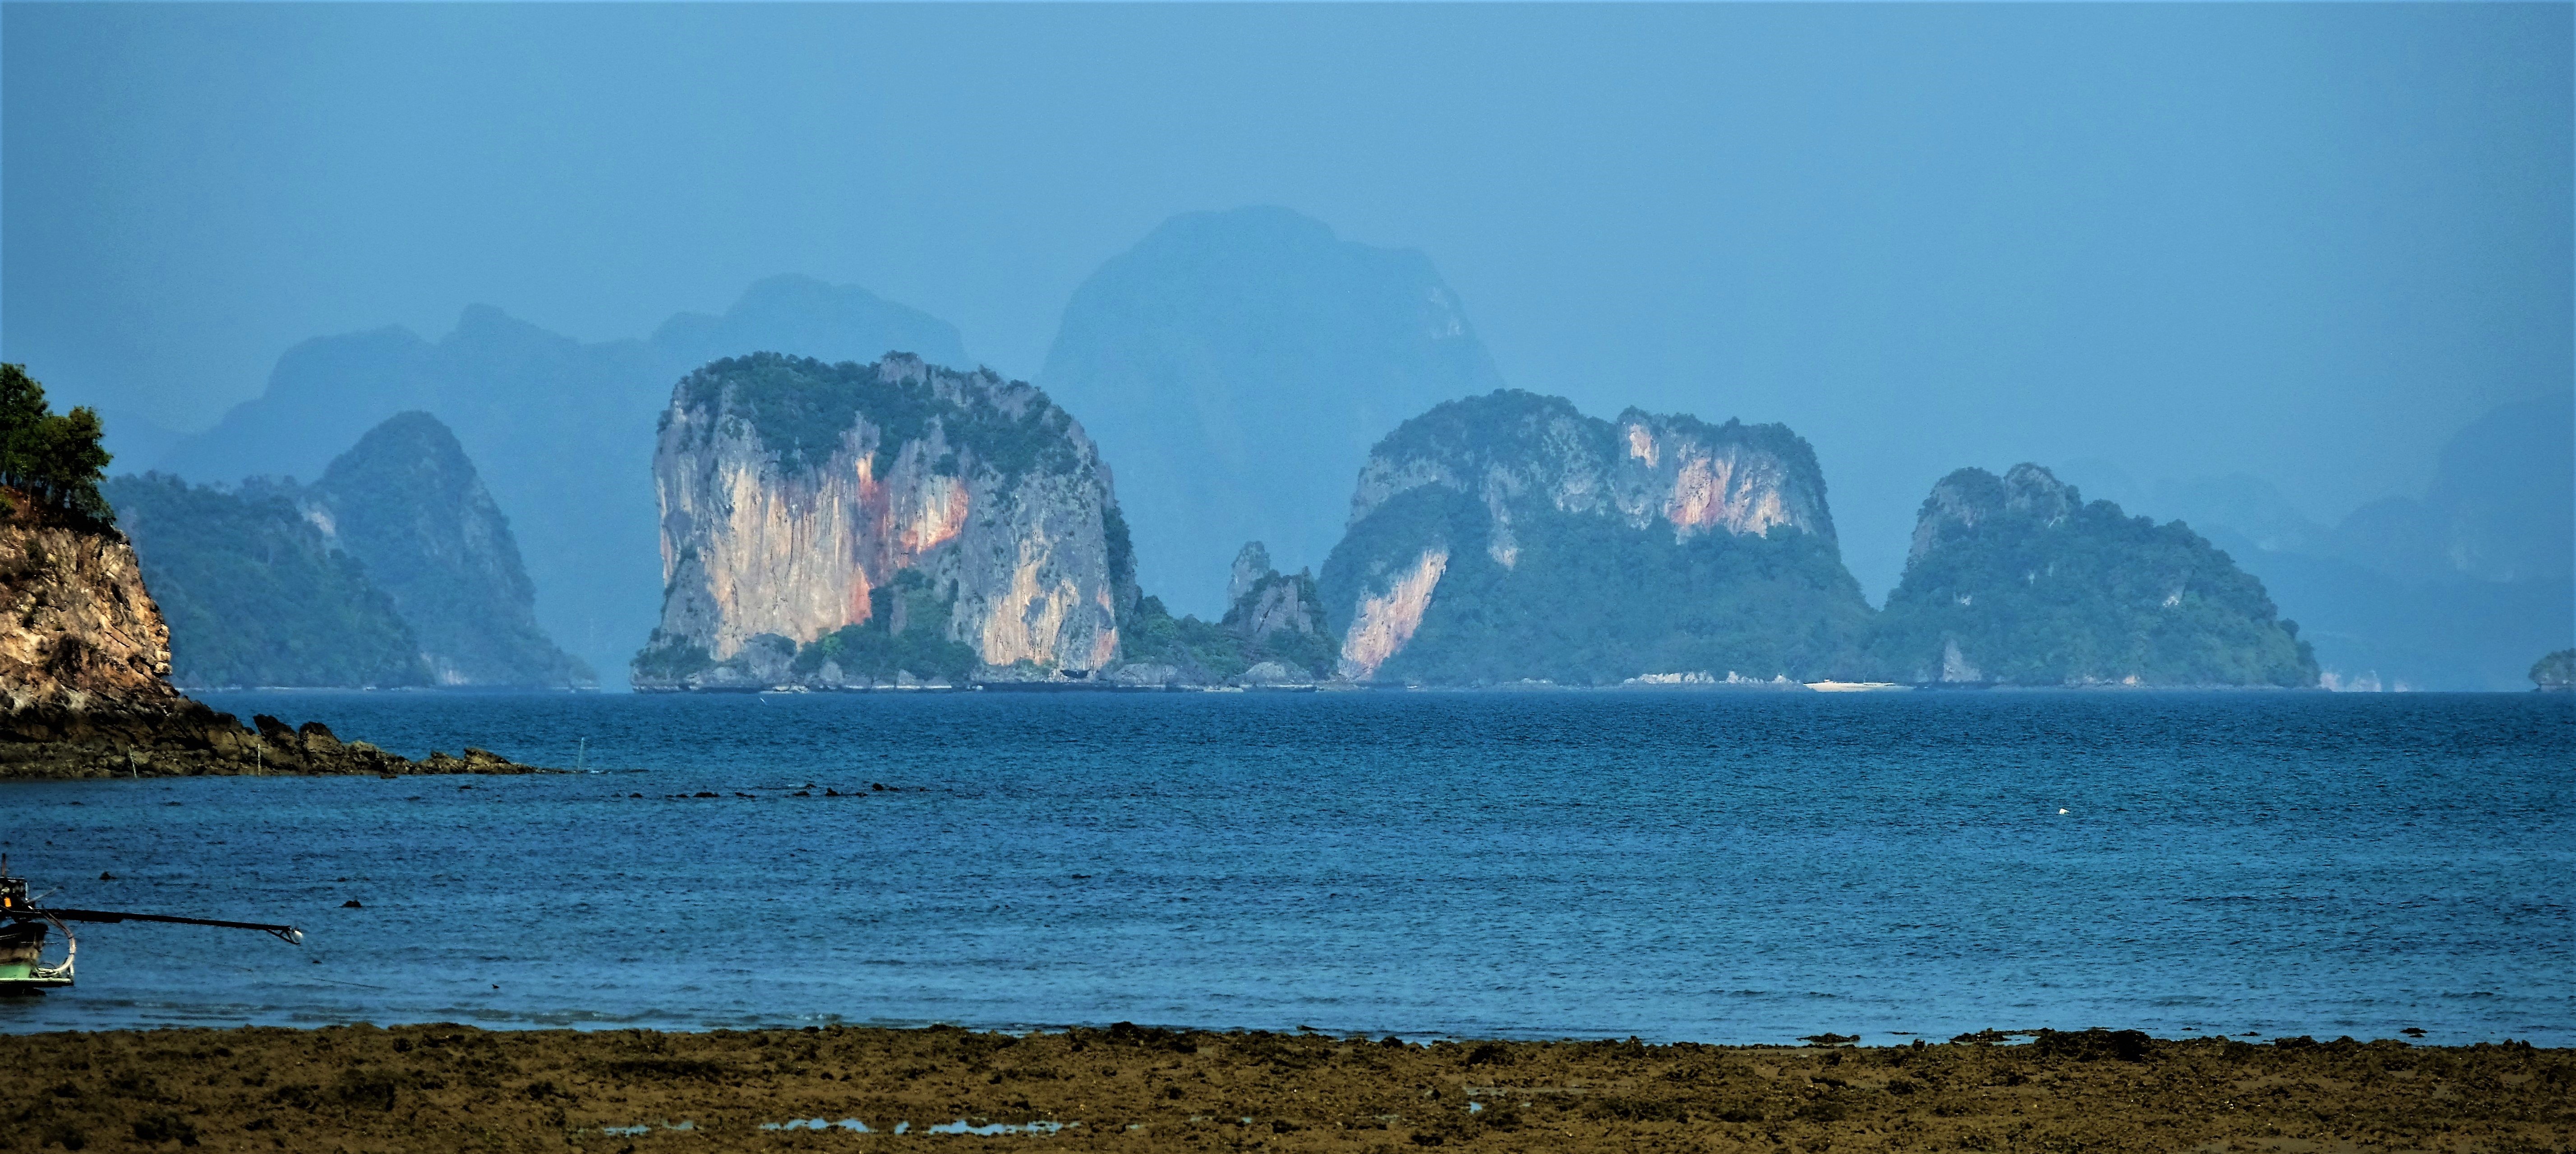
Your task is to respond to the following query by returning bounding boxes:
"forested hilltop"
[1867,464,2318,686]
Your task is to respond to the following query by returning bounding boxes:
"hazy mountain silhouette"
[304,412,593,688]
[152,276,971,687]
[1039,207,1507,615]
[2062,391,2573,690]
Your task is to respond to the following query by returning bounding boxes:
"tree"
[0,363,115,524]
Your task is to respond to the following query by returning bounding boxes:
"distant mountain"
[152,276,970,687]
[104,473,430,689]
[1867,464,2316,687]
[91,406,188,478]
[2326,393,2572,587]
[303,412,592,688]
[1315,391,1871,685]
[1039,207,1507,616]
[2055,464,2334,557]
[2060,393,2572,690]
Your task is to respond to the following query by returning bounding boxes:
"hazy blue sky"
[5,3,2567,599]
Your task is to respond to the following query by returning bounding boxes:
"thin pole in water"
[576,737,586,773]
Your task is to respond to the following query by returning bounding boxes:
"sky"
[4,2,2568,601]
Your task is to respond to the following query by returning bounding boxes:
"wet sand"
[2,1024,2567,1152]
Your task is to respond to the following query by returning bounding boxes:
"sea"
[2,690,2567,1045]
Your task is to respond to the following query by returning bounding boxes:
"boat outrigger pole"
[1,855,303,994]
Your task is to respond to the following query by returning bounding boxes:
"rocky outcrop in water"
[634,354,1124,689]
[1866,464,2317,686]
[0,487,545,778]
[1318,391,1871,685]
[155,276,975,688]
[1111,541,1339,686]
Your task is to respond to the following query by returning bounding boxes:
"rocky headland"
[0,483,547,780]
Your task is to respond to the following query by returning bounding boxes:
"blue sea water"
[0,690,2566,1045]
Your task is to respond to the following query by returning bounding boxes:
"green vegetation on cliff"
[1868,464,2317,686]
[672,352,1083,478]
[102,474,431,688]
[1114,537,1340,683]
[2533,649,2575,691]
[0,364,115,526]
[1330,486,1870,685]
[789,571,981,684]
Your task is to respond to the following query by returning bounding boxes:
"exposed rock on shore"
[0,486,545,779]
[0,1024,2559,1153]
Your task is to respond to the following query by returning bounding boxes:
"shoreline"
[0,1023,2562,1151]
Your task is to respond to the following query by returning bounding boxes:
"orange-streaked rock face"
[1335,547,1447,681]
[644,354,1126,687]
[1627,422,1802,540]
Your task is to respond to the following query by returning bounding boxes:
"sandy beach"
[0,1023,2564,1152]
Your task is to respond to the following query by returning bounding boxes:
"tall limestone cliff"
[634,354,1124,689]
[1867,464,2317,686]
[302,412,593,688]
[1318,391,1871,685]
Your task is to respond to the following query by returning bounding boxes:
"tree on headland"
[2533,649,2575,692]
[0,363,115,525]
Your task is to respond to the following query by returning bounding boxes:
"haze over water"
[2,692,2565,1046]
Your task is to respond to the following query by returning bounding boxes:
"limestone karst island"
[622,354,2317,693]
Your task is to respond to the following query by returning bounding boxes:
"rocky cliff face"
[1319,391,1871,685]
[302,412,592,687]
[0,497,181,717]
[0,489,543,778]
[635,354,1124,689]
[1868,464,2317,686]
